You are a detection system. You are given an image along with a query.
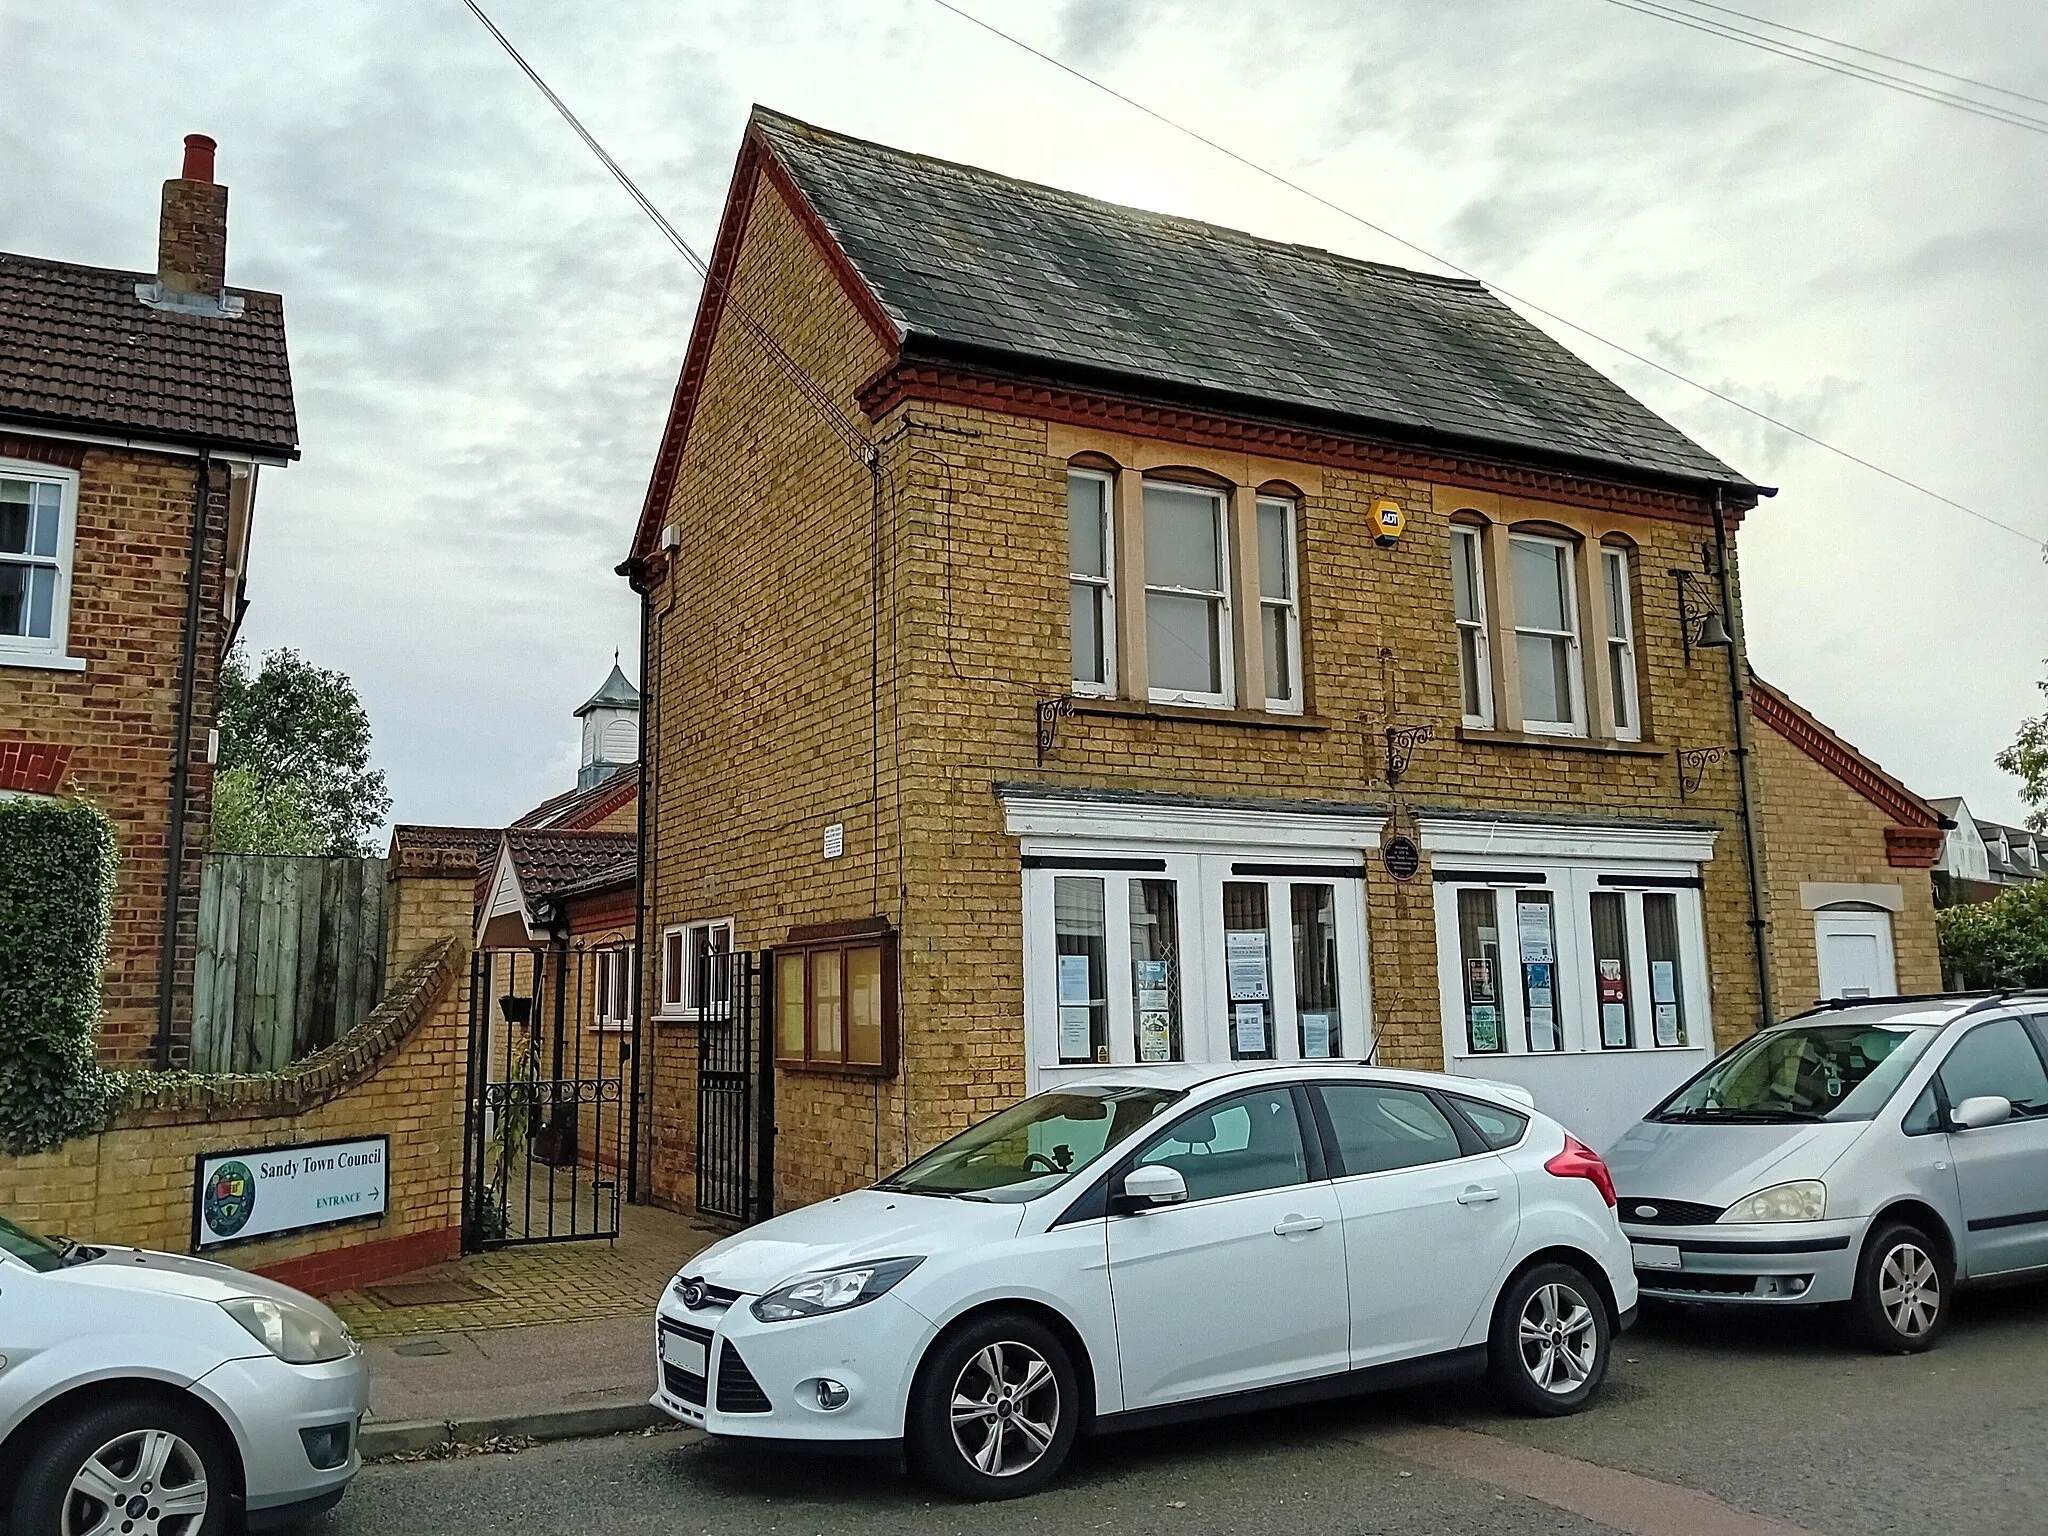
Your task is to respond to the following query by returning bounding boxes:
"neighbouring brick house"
[0,134,297,1067]
[619,108,1937,1213]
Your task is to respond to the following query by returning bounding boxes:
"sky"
[3,0,2043,832]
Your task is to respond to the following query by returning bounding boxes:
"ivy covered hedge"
[1939,878,2048,991]
[0,797,117,1154]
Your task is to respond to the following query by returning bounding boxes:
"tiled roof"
[0,251,297,457]
[509,773,639,832]
[753,108,1751,492]
[502,829,638,904]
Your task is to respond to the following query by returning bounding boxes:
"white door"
[1815,910,1897,1000]
[1107,1085,1350,1408]
[1314,1082,1522,1365]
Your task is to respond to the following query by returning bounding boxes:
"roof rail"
[1778,989,2048,1023]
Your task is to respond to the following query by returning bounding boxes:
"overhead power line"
[1596,0,2048,135]
[927,0,2045,552]
[457,0,872,461]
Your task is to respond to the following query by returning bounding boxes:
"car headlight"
[750,1257,924,1323]
[1719,1181,1826,1224]
[220,1296,354,1364]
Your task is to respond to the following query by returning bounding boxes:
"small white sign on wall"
[192,1136,389,1251]
[823,823,845,859]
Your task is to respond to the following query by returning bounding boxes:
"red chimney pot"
[181,134,217,183]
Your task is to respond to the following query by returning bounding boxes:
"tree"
[1996,662,2048,833]
[213,645,391,856]
[1938,879,2048,991]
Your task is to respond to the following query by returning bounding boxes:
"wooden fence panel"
[190,854,389,1073]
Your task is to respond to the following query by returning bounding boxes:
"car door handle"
[1273,1216,1326,1236]
[1457,1186,1502,1205]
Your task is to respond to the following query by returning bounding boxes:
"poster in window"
[1465,957,1496,1004]
[1057,954,1093,1007]
[1653,1003,1682,1047]
[1137,1011,1174,1063]
[1597,957,1626,1004]
[1517,903,1554,963]
[1234,1003,1267,1054]
[1058,1006,1092,1060]
[1601,1002,1630,1048]
[1527,1004,1557,1053]
[1650,960,1677,1005]
[1137,988,1170,1013]
[1225,931,1270,1001]
[1301,1012,1332,1060]
[1468,1004,1500,1052]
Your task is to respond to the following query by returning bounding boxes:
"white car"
[654,1064,1636,1498]
[0,1213,368,1535]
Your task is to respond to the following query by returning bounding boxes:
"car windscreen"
[1651,1022,1937,1124]
[0,1213,69,1273]
[876,1086,1184,1202]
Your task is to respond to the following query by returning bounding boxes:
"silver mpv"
[1605,993,2048,1352]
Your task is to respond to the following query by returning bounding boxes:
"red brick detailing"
[0,737,73,794]
[0,433,87,469]
[862,363,1734,528]
[1751,677,1946,853]
[1883,825,1945,870]
[255,1224,461,1298]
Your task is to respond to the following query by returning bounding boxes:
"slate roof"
[574,662,640,717]
[0,251,298,457]
[510,774,638,832]
[753,108,1752,492]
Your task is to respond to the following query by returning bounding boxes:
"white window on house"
[0,466,76,664]
[1509,535,1584,735]
[1602,545,1641,741]
[1256,496,1301,713]
[660,918,733,1017]
[592,946,635,1028]
[1067,469,1115,695]
[1142,482,1232,707]
[1450,525,1491,728]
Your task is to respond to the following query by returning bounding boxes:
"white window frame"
[1142,481,1234,709]
[591,945,635,1030]
[660,918,734,1019]
[1256,495,1303,714]
[0,460,83,671]
[1066,468,1116,697]
[1601,545,1641,742]
[1450,524,1492,728]
[1508,533,1586,737]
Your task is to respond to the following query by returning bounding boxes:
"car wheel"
[1488,1261,1611,1416]
[10,1395,231,1536]
[907,1312,1080,1500]
[1850,1221,1951,1353]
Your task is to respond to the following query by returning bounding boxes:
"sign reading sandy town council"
[192,1136,389,1250]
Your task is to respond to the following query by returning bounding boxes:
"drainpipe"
[1712,486,1774,1027]
[626,573,651,1204]
[155,447,214,1068]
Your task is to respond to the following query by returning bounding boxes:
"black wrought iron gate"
[696,950,775,1224]
[463,945,640,1250]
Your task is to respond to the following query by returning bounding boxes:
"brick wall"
[0,861,475,1294]
[0,435,232,1067]
[1752,718,1940,1008]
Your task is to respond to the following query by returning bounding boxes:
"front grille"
[1638,1270,1764,1295]
[671,1275,741,1311]
[1621,1197,1726,1226]
[715,1341,772,1413]
[659,1319,712,1406]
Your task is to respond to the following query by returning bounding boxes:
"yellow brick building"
[621,109,1941,1215]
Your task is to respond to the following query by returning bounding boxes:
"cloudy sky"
[5,0,2043,831]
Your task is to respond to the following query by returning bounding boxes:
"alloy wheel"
[949,1340,1061,1477]
[1878,1242,1941,1338]
[63,1428,209,1536]
[1517,1281,1599,1395]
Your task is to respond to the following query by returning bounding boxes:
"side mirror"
[1952,1095,2013,1131]
[1115,1164,1188,1214]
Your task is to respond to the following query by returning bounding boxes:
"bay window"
[1256,496,1301,712]
[1509,534,1584,735]
[1450,525,1491,727]
[1066,469,1115,694]
[1142,482,1232,705]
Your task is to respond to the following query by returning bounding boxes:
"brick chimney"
[157,134,228,298]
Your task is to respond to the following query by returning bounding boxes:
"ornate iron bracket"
[1384,722,1434,789]
[1036,695,1074,766]
[1677,744,1730,799]
[1672,553,1731,665]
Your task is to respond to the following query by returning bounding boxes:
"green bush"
[0,797,118,1154]
[1938,879,2048,991]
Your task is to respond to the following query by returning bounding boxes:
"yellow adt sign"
[1371,498,1406,548]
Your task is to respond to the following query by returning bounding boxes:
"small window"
[1223,882,1274,1060]
[1128,878,1184,1064]
[1290,883,1343,1060]
[1055,876,1109,1065]
[1450,526,1492,728]
[1134,1086,1308,1201]
[1589,890,1633,1048]
[1142,482,1231,706]
[1510,535,1584,735]
[661,928,686,1013]
[1902,1083,1943,1137]
[1319,1084,1464,1174]
[592,946,634,1029]
[1514,891,1561,1053]
[774,931,898,1074]
[0,467,75,662]
[1938,1018,2048,1117]
[1643,893,1687,1048]
[1456,888,1504,1054]
[1256,496,1301,712]
[1450,1095,1529,1150]
[1602,547,1640,740]
[661,919,732,1018]
[1067,470,1115,695]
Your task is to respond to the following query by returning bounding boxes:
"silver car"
[0,1212,369,1534]
[1604,993,2048,1352]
